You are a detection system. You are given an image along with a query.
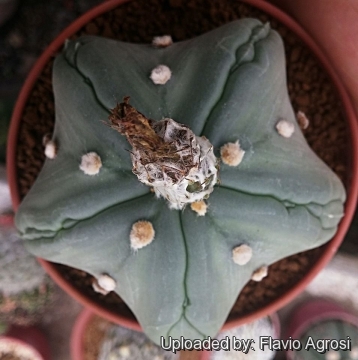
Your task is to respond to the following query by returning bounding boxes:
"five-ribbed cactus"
[15,19,345,344]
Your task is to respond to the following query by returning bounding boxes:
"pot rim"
[70,309,95,360]
[7,0,358,332]
[4,325,51,360]
[285,299,358,360]
[0,335,45,360]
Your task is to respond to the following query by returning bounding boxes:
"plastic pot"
[7,0,358,334]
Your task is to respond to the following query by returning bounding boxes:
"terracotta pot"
[7,0,358,334]
[285,299,358,360]
[0,325,50,360]
[70,309,93,360]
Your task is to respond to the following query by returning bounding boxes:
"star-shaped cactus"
[15,19,345,344]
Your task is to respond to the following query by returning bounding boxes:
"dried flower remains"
[107,97,218,209]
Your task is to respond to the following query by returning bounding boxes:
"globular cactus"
[15,19,345,344]
[0,224,52,325]
[98,324,179,360]
[212,317,277,360]
[0,283,53,326]
[294,319,358,360]
[0,224,46,296]
[0,165,52,325]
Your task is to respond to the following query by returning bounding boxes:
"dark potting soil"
[15,0,348,322]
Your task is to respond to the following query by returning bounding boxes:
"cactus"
[0,226,46,296]
[15,19,345,344]
[212,317,277,360]
[0,224,46,296]
[0,223,52,325]
[0,283,53,326]
[98,324,179,360]
[295,320,358,360]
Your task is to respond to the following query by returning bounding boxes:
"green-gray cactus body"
[15,19,345,344]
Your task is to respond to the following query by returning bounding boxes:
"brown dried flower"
[107,97,218,209]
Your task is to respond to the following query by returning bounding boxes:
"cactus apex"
[232,244,253,266]
[220,140,245,167]
[150,65,172,85]
[251,265,269,282]
[152,35,173,48]
[130,220,155,250]
[276,119,295,138]
[79,152,102,175]
[190,200,208,216]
